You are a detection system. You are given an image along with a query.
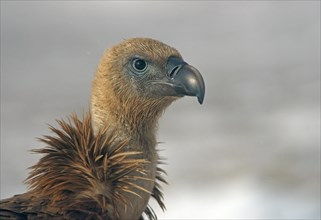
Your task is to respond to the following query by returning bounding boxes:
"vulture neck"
[91,92,172,159]
[91,91,172,219]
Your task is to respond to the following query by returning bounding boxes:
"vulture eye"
[132,58,147,72]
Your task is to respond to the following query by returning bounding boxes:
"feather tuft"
[0,113,166,219]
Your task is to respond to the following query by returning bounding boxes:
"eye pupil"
[133,59,147,71]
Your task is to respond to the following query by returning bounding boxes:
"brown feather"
[0,113,166,220]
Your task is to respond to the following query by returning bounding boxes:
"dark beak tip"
[196,73,205,105]
[198,96,204,105]
[197,86,205,104]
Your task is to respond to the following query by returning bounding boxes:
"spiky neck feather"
[22,114,165,220]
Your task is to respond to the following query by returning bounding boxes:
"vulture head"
[91,38,205,134]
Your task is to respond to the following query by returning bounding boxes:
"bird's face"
[108,38,205,105]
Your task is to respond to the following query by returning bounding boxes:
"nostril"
[169,66,181,79]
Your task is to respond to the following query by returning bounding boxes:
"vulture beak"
[166,56,205,104]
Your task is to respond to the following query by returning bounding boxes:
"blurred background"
[1,1,320,219]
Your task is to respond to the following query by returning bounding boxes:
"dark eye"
[132,59,147,72]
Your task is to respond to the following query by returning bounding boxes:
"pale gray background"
[1,1,320,219]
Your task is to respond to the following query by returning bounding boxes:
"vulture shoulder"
[0,114,166,220]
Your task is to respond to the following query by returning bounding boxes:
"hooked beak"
[166,56,205,104]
